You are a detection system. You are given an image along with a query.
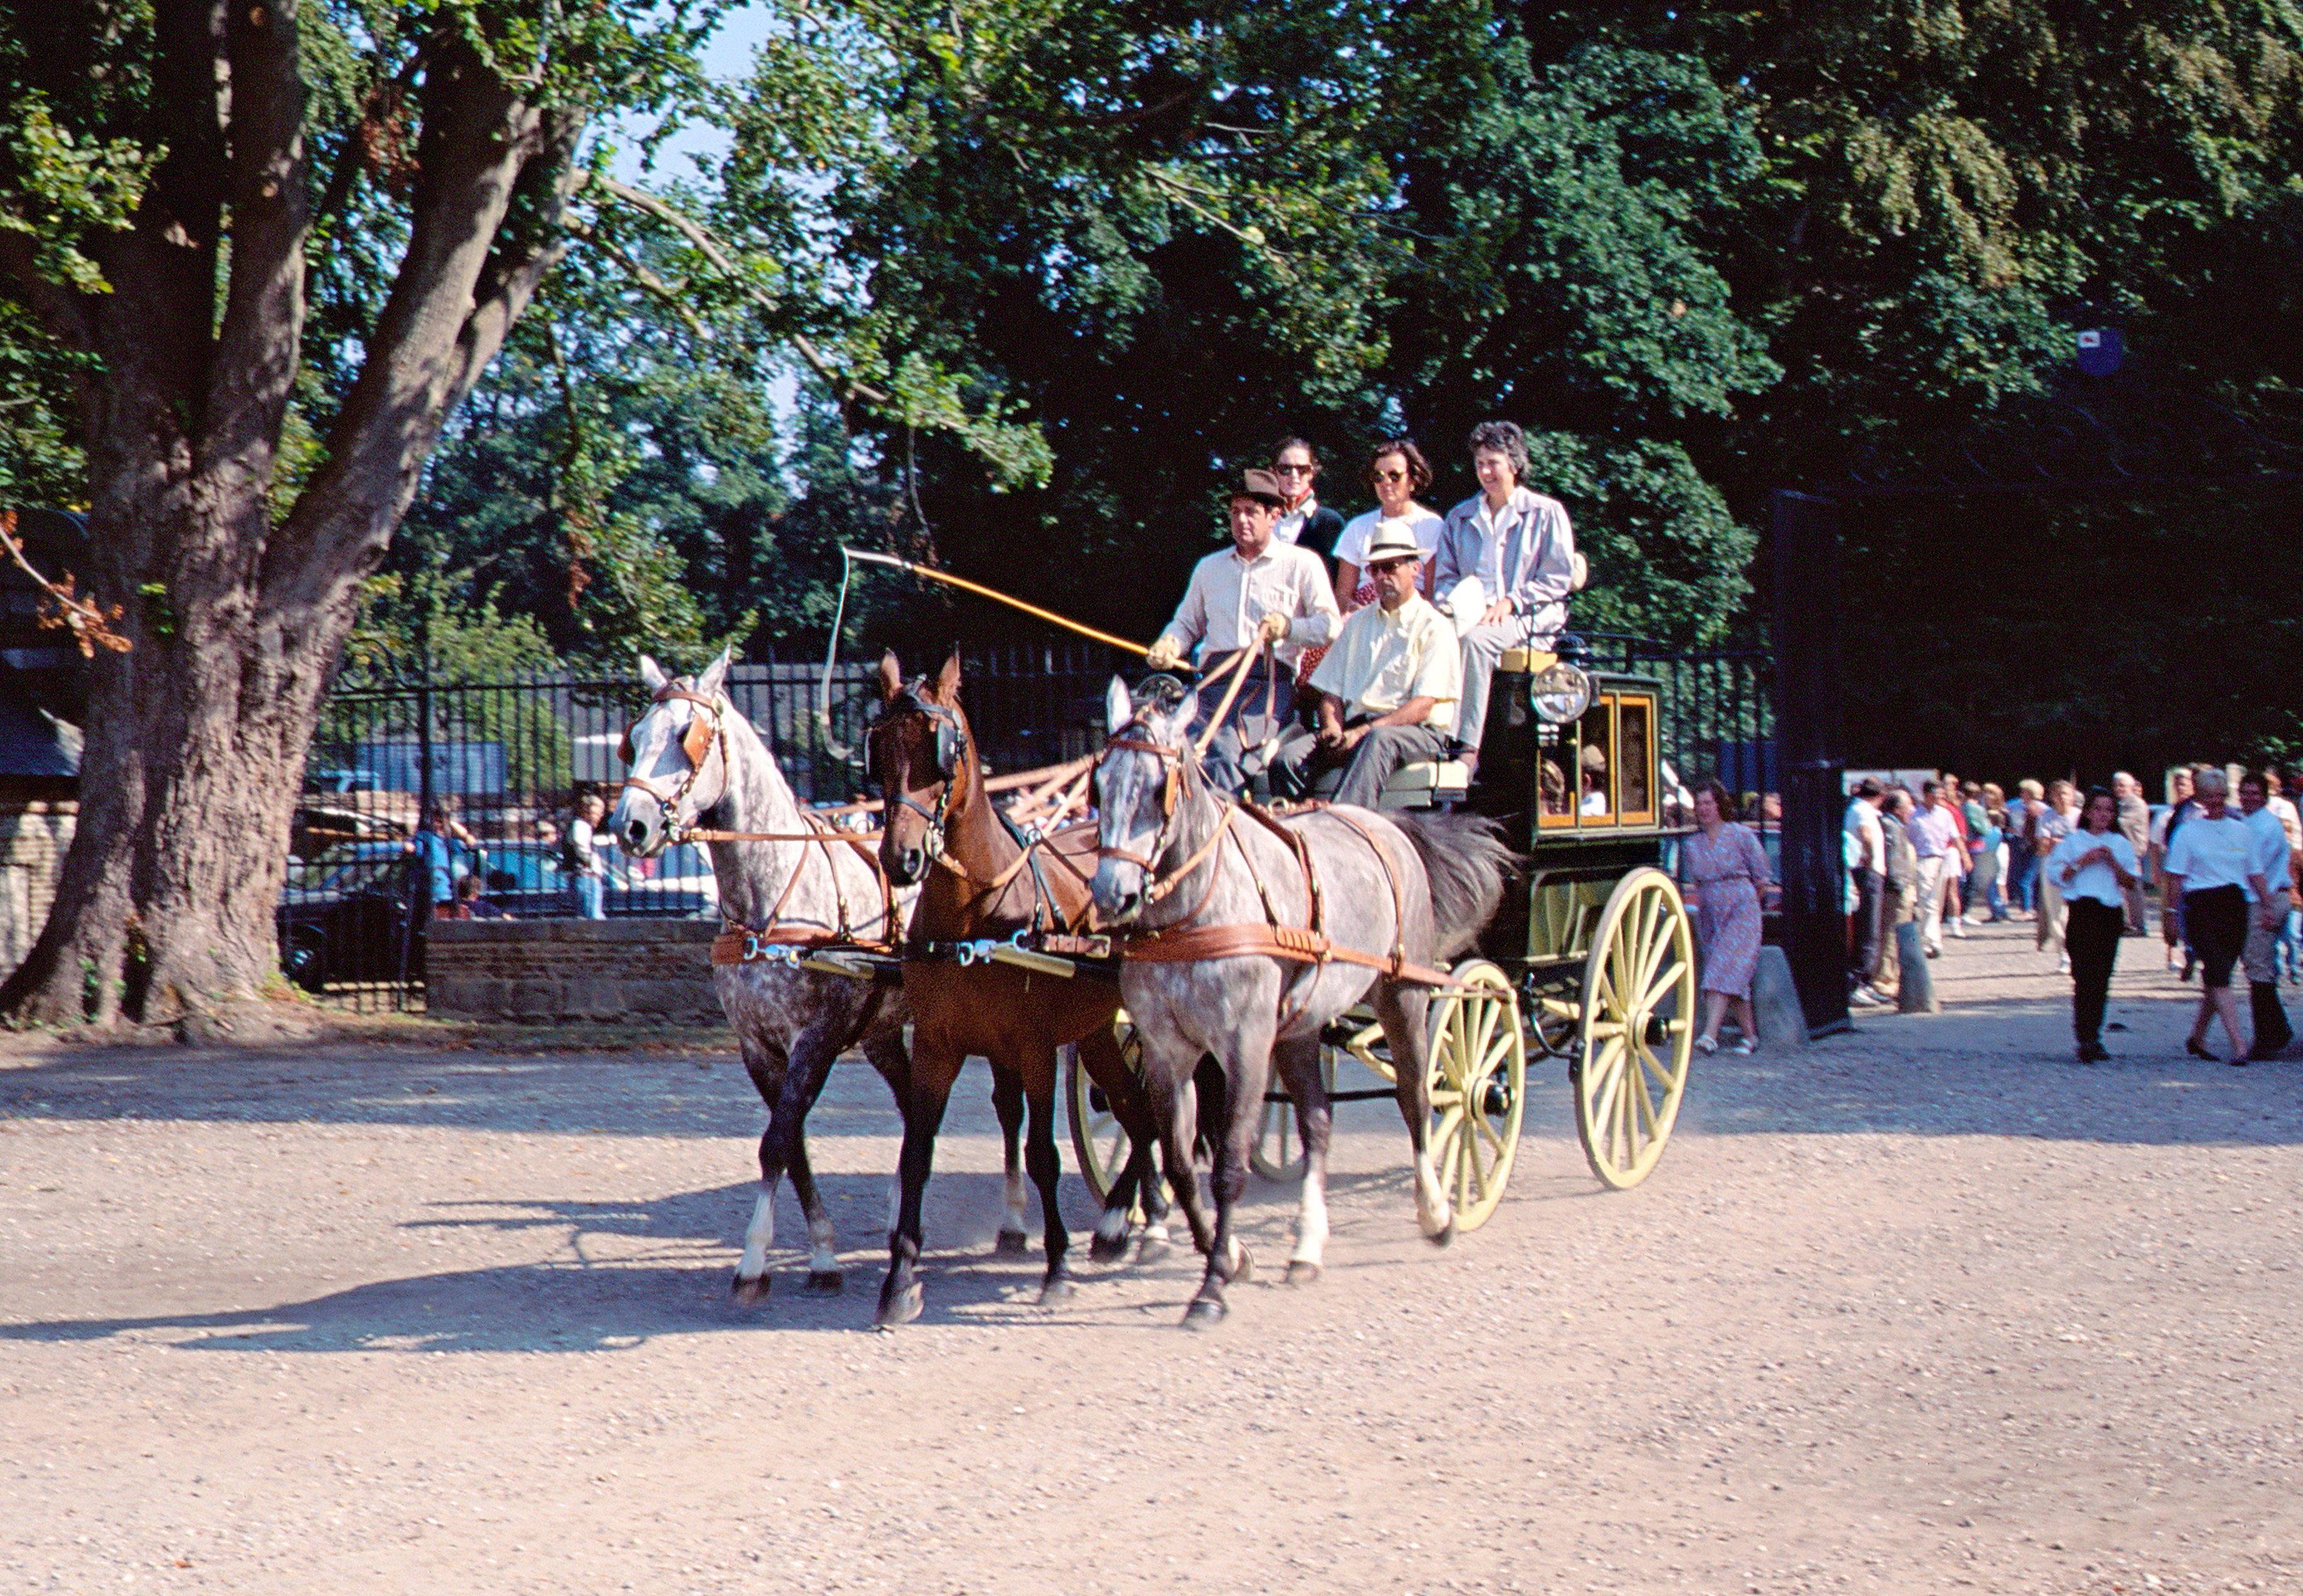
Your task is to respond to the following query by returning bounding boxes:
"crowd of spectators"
[1844,764,2303,1063]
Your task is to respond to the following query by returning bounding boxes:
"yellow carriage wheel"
[1064,1016,1142,1207]
[1572,868,1696,1190]
[1422,959,1527,1231]
[1249,1046,1339,1181]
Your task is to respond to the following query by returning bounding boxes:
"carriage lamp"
[1526,661,1593,725]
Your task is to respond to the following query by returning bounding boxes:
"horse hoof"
[994,1229,1032,1258]
[1425,1217,1456,1250]
[731,1273,768,1307]
[1088,1229,1130,1263]
[803,1270,844,1295]
[1286,1259,1322,1286]
[1182,1297,1227,1330]
[875,1279,923,1328]
[1038,1276,1076,1306]
[1135,1232,1171,1263]
[1230,1243,1256,1284]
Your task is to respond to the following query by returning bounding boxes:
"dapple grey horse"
[1088,676,1515,1326]
[611,650,1042,1302]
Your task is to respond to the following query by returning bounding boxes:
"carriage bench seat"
[1306,759,1471,809]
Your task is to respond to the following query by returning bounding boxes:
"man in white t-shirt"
[1844,778,1888,1004]
[567,793,609,920]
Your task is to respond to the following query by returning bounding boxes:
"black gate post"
[1770,490,1851,1036]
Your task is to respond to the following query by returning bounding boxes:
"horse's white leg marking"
[886,1177,901,1234]
[1003,1167,1030,1238]
[1414,1148,1453,1238]
[1094,1202,1130,1249]
[1292,1145,1329,1270]
[806,1210,839,1278]
[739,1185,776,1281]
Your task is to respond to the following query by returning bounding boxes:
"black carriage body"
[1466,650,1671,983]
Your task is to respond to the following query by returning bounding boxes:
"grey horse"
[1088,676,1515,1326]
[610,650,1040,1302]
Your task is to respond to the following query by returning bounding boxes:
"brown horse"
[868,650,1198,1327]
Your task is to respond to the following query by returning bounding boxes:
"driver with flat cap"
[1146,467,1340,793]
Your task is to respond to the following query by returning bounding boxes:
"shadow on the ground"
[0,1162,1415,1349]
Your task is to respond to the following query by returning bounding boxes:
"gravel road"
[3,917,2299,1595]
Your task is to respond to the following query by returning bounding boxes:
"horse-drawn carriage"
[612,592,1709,1324]
[1066,641,1697,1237]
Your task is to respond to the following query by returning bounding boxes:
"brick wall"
[0,800,75,979]
[427,920,724,1024]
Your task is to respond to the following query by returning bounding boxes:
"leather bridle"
[1095,727,1224,907]
[619,683,726,844]
[869,689,967,865]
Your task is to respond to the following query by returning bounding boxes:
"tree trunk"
[0,1,581,1030]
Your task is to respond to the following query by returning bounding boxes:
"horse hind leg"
[991,1064,1032,1256]
[1375,980,1453,1247]
[1271,1035,1332,1285]
[1076,1024,1152,1264]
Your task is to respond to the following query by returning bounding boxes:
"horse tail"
[1390,812,1517,963]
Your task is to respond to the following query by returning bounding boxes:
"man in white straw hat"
[1272,518,1461,808]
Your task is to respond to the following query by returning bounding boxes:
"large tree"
[0,0,714,1027]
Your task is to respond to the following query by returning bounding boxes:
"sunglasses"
[1372,467,1408,483]
[1368,558,1416,574]
[1273,463,1315,476]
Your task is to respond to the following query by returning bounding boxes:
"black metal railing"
[282,640,1135,1010]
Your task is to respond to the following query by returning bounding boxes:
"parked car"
[477,840,718,918]
[276,847,421,991]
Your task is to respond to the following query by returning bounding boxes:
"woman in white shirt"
[2048,788,2141,1063]
[1330,438,1444,616]
[2162,767,2267,1063]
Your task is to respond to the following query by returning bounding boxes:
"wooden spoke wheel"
[1064,1017,1142,1206]
[1249,1047,1338,1181]
[1572,868,1696,1190]
[1422,959,1527,1231]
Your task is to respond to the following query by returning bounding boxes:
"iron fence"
[281,635,1770,1010]
[281,641,1134,1010]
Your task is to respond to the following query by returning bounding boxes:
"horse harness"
[1103,723,1455,993]
[876,687,1100,947]
[613,681,900,967]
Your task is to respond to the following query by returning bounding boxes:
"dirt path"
[3,918,2299,1595]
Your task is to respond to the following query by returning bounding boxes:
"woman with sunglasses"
[1330,437,1443,617]
[1269,437,1344,561]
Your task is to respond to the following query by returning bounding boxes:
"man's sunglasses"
[1368,557,1417,574]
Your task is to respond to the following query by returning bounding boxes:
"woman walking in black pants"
[2162,768,2270,1063]
[2048,788,2143,1062]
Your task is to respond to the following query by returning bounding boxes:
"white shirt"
[1843,798,1885,873]
[2244,806,2292,900]
[1334,508,1444,570]
[1305,593,1461,727]
[1157,541,1339,671]
[2046,827,2138,909]
[569,816,605,878]
[1907,802,1960,861]
[2270,794,2301,854]
[1272,496,1324,548]
[2164,812,2259,898]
